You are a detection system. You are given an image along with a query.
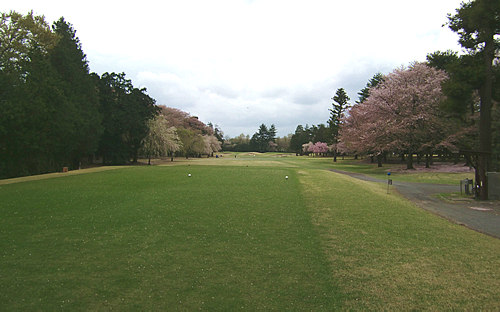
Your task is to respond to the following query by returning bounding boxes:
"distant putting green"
[1,156,499,310]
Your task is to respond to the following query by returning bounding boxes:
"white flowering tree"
[140,115,181,164]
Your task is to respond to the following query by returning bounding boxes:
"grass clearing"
[1,155,499,310]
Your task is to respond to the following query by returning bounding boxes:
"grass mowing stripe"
[0,165,341,310]
[299,169,500,310]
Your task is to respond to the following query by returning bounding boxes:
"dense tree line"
[225,124,289,152]
[289,124,330,155]
[224,123,323,154]
[0,11,221,178]
[223,134,252,152]
[1,12,104,178]
[249,124,276,152]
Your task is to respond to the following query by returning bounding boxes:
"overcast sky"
[3,0,464,137]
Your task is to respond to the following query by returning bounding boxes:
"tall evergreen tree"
[97,72,134,164]
[124,87,159,162]
[250,123,277,152]
[250,124,267,152]
[50,17,102,167]
[97,72,158,164]
[357,73,384,104]
[311,123,329,143]
[427,50,482,117]
[268,124,277,143]
[290,125,308,155]
[329,88,350,162]
[447,0,499,199]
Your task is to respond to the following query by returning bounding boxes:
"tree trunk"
[333,149,337,162]
[475,158,481,199]
[148,157,151,165]
[132,149,138,163]
[406,153,415,170]
[476,35,494,200]
[354,154,358,160]
[477,155,489,199]
[425,154,431,169]
[377,154,383,167]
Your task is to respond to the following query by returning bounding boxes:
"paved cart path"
[331,169,500,239]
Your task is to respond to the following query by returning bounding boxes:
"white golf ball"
[188,173,191,177]
[285,176,288,179]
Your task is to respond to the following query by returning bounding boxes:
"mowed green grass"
[1,156,499,310]
[0,165,339,310]
[210,153,473,185]
[299,168,500,310]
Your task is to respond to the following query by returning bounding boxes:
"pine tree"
[357,73,384,104]
[447,0,500,199]
[50,17,103,168]
[328,88,350,162]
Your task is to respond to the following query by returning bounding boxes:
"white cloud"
[2,0,464,137]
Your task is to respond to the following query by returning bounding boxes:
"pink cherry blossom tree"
[311,142,329,156]
[341,63,455,169]
[303,141,330,156]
